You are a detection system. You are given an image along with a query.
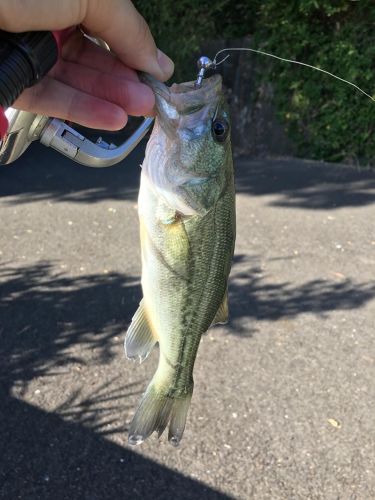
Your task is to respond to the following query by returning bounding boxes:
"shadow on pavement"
[235,157,375,209]
[228,255,375,334]
[1,397,230,500]
[0,262,142,389]
[2,256,374,369]
[0,262,231,499]
[0,139,144,204]
[0,257,373,496]
[1,143,374,497]
[1,140,375,211]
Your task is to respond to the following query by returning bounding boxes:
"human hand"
[0,0,174,130]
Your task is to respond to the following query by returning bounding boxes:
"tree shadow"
[0,136,144,205]
[0,262,231,499]
[2,134,375,211]
[227,254,375,334]
[235,156,375,209]
[54,377,141,436]
[1,397,230,500]
[0,261,142,393]
[1,252,374,497]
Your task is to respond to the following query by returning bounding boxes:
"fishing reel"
[0,107,153,167]
[0,29,153,167]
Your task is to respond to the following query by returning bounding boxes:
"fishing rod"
[0,28,153,166]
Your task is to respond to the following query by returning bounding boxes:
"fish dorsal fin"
[211,289,229,326]
[125,300,157,363]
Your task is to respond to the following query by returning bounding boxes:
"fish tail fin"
[128,378,193,447]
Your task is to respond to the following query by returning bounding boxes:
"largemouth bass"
[125,73,236,446]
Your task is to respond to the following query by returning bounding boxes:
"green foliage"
[255,0,375,162]
[134,0,257,80]
[135,0,375,163]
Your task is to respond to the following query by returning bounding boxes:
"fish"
[125,72,236,446]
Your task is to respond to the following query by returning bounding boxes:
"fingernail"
[157,49,174,80]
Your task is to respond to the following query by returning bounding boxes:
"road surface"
[1,139,375,499]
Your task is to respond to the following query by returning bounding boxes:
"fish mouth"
[140,73,223,116]
[139,73,223,139]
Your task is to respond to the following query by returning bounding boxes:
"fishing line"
[211,47,375,103]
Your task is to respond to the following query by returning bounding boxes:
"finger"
[13,76,128,130]
[0,0,86,31]
[84,0,174,81]
[61,32,139,82]
[52,60,155,116]
[0,0,174,81]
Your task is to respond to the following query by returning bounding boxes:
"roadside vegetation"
[136,0,375,164]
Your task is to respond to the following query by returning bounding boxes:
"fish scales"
[125,73,236,446]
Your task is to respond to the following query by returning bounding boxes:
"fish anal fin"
[211,289,229,326]
[125,300,157,363]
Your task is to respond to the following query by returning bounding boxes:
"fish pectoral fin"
[125,300,157,363]
[211,289,229,326]
[156,202,177,225]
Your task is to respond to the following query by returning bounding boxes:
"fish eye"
[212,118,229,143]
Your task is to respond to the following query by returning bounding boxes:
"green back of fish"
[139,148,235,395]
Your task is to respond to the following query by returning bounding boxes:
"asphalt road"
[1,138,375,500]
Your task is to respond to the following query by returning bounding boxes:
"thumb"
[84,0,174,81]
[0,0,174,82]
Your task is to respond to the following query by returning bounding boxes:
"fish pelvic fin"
[128,380,193,447]
[211,288,229,326]
[125,300,157,363]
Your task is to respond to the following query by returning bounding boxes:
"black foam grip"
[0,30,58,109]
